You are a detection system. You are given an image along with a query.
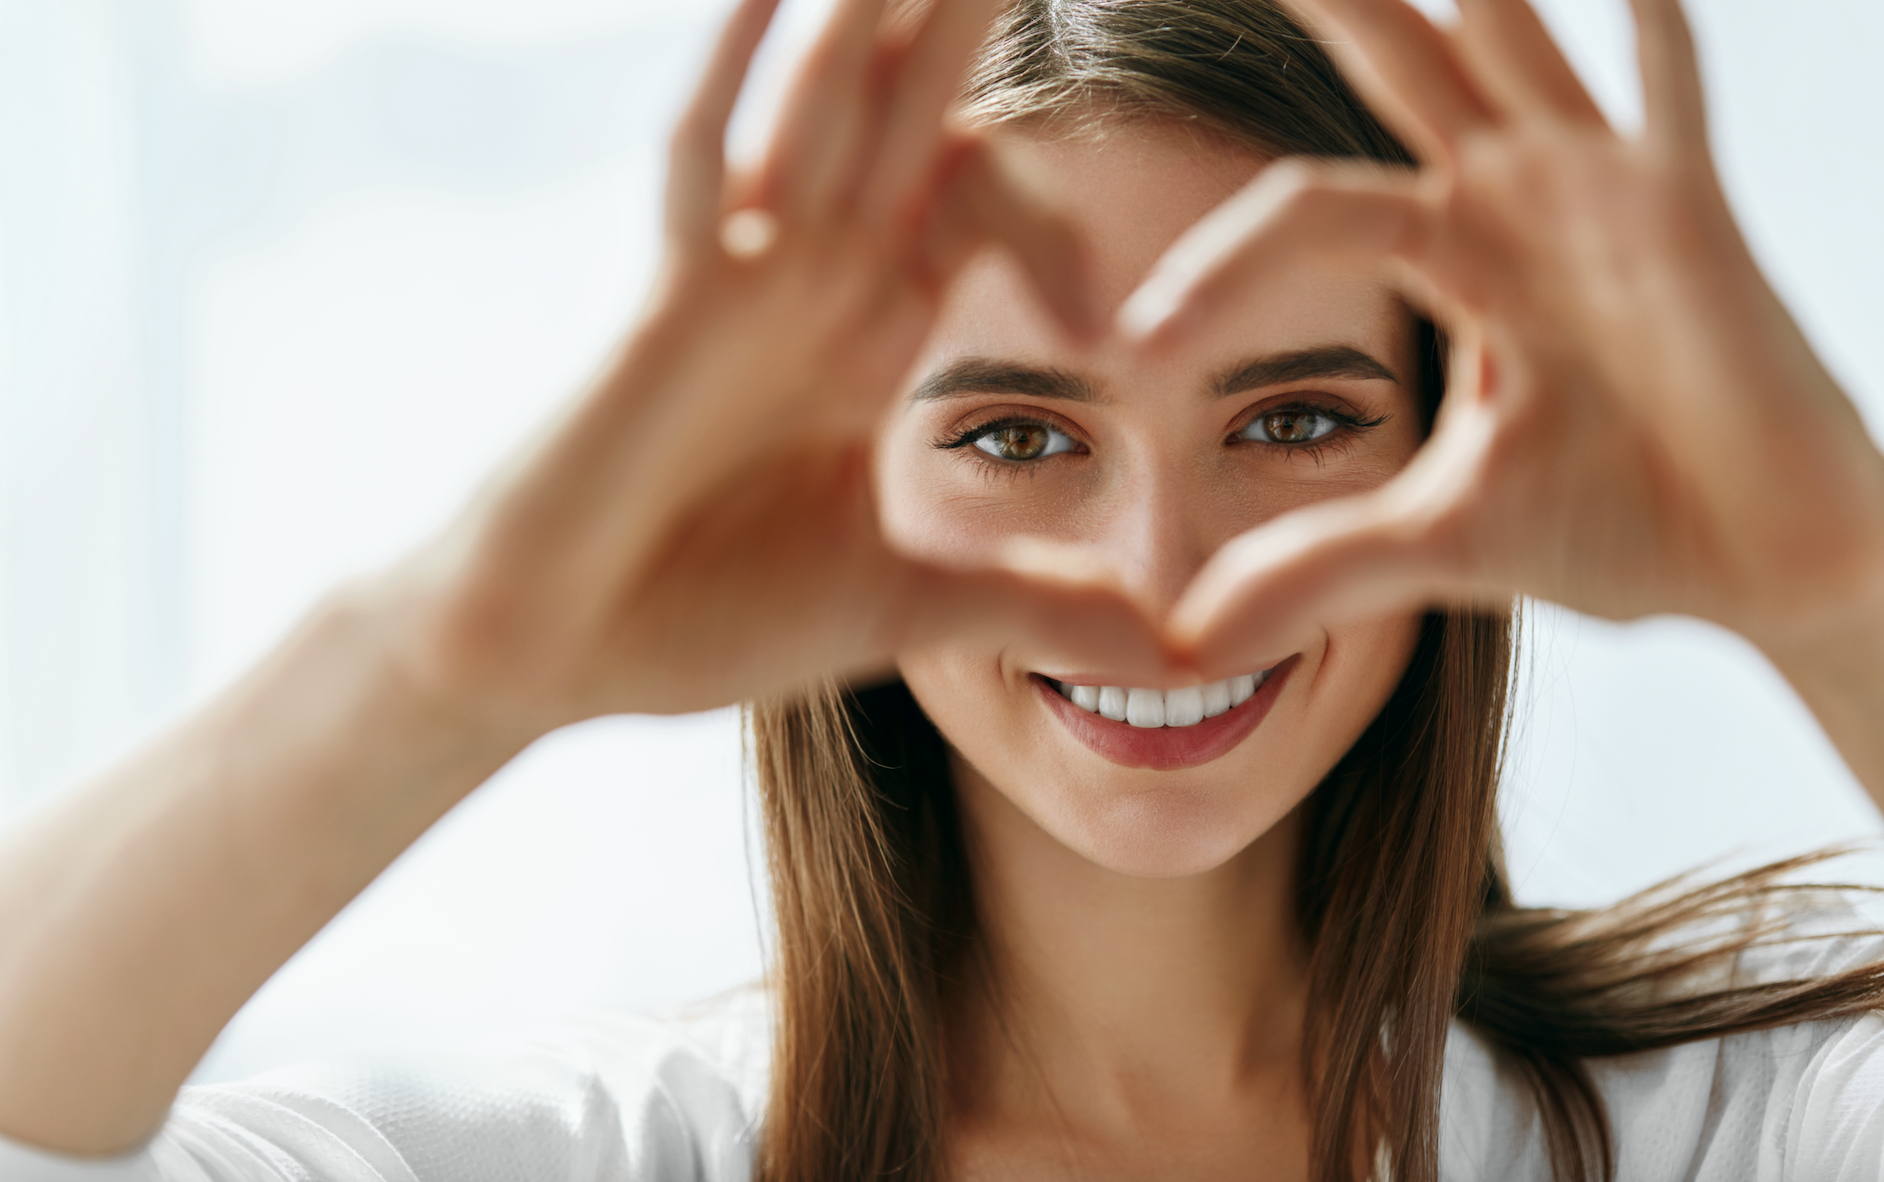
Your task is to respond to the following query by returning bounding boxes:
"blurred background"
[0,0,1879,1083]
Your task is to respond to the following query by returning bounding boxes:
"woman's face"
[880,124,1425,878]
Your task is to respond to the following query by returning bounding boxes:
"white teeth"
[1164,686,1205,728]
[1125,688,1166,728]
[1201,680,1232,718]
[1230,674,1257,707]
[1160,686,1205,731]
[1052,670,1272,729]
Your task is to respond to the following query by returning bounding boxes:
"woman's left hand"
[1120,0,1884,790]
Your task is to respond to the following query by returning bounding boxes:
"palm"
[1143,0,1884,674]
[390,0,1164,726]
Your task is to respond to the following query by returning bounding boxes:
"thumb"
[1169,495,1452,679]
[896,538,1181,686]
[923,137,1102,343]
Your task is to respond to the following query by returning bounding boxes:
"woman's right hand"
[0,0,1177,1156]
[393,0,1168,731]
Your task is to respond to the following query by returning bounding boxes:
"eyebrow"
[1210,345,1399,396]
[909,359,1100,404]
[910,344,1399,406]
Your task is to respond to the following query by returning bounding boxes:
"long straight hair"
[751,4,1884,1180]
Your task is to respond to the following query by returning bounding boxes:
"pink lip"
[1032,657,1299,771]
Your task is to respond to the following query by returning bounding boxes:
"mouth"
[1050,671,1271,727]
[1031,658,1298,772]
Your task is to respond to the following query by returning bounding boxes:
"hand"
[385,0,1169,729]
[1118,0,1884,686]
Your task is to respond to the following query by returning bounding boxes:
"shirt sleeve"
[1783,1012,1884,1181]
[0,1014,760,1182]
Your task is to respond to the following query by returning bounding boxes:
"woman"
[2,0,1883,1178]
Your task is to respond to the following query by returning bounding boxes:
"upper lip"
[1036,660,1284,687]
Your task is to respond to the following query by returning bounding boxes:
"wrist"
[300,574,551,784]
[1751,556,1884,802]
[1751,539,1884,682]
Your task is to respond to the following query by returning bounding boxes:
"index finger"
[1454,0,1608,127]
[857,0,1006,231]
[1286,0,1499,164]
[1627,0,1711,155]
[667,0,787,248]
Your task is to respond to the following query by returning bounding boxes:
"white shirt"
[7,908,1884,1181]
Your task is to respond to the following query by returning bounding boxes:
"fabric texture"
[9,906,1884,1181]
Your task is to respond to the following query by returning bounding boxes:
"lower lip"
[1033,657,1299,772]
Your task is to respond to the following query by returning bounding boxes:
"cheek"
[1299,610,1427,776]
[875,420,978,565]
[896,645,1022,743]
[875,423,1080,569]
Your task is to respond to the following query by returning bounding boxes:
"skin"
[0,0,1882,1175]
[889,130,1424,1174]
[888,128,1422,880]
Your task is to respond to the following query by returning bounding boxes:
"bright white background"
[0,0,1878,1084]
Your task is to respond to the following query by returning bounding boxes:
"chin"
[1034,777,1299,878]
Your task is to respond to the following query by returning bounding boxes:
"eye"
[970,422,1079,462]
[1239,409,1341,446]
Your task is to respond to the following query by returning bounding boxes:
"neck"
[948,758,1310,1137]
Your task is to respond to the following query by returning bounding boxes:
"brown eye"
[1241,409,1339,446]
[971,422,1075,462]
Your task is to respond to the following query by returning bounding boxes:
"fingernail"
[1117,286,1178,343]
[720,208,779,260]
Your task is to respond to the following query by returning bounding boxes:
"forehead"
[1004,122,1270,305]
[923,123,1407,378]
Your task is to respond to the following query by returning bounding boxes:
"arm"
[0,583,527,1156]
[0,0,1150,1157]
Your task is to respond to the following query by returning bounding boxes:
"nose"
[1097,459,1220,618]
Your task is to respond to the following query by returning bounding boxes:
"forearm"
[1763,580,1884,815]
[0,580,534,1156]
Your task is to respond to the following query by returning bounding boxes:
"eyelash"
[934,415,1086,472]
[932,400,1388,471]
[1230,401,1389,463]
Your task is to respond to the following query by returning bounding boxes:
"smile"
[1031,658,1298,772]
[1047,672,1269,729]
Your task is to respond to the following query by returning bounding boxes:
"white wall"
[0,0,1879,1084]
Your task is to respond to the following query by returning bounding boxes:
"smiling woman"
[5,0,1884,1181]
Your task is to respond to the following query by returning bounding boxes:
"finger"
[1287,0,1498,162]
[902,544,1180,686]
[1118,160,1427,350]
[1626,0,1710,154]
[923,138,1100,342]
[857,0,1005,231]
[1167,496,1455,678]
[1453,0,1607,126]
[760,0,888,217]
[667,0,785,248]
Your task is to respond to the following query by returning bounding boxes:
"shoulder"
[1444,892,1884,1181]
[1730,888,1884,984]
[233,986,771,1181]
[0,988,774,1182]
[1444,1013,1884,1181]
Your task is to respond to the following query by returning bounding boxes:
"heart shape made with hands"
[861,0,1884,697]
[439,0,1884,727]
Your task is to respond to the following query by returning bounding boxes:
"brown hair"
[751,4,1884,1180]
